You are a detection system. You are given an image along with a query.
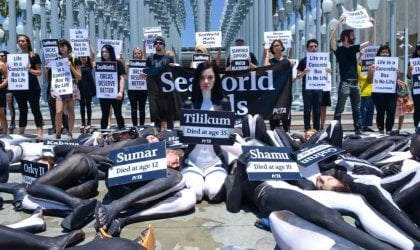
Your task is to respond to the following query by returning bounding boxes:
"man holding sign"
[330,16,375,135]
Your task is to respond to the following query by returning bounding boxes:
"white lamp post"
[278,7,286,30]
[18,0,27,36]
[367,0,380,44]
[32,0,41,52]
[273,12,280,31]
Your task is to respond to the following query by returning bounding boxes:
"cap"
[154,36,166,46]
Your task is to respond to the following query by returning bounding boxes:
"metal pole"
[316,0,321,42]
[404,27,408,83]
[197,0,205,32]
[79,0,86,28]
[8,0,17,52]
[26,0,33,41]
[40,0,47,40]
[129,0,139,50]
[304,2,310,44]
[389,0,395,56]
[50,0,59,38]
[88,2,96,53]
[64,0,73,39]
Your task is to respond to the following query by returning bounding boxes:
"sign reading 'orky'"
[21,160,49,184]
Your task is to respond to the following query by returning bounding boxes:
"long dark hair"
[191,61,224,104]
[80,56,93,68]
[100,44,117,61]
[18,34,35,56]
[412,43,420,58]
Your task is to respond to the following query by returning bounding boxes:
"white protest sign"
[97,39,123,59]
[42,39,59,67]
[342,6,373,29]
[372,57,398,93]
[70,29,90,57]
[128,59,147,90]
[410,58,420,95]
[324,62,332,92]
[143,27,162,54]
[195,31,222,48]
[230,46,249,60]
[95,62,118,98]
[306,52,329,90]
[361,45,380,75]
[264,31,292,49]
[50,58,73,95]
[7,54,29,90]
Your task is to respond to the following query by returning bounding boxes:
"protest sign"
[191,53,211,68]
[7,54,29,90]
[143,27,162,54]
[230,46,250,71]
[306,52,329,90]
[293,143,345,168]
[70,29,90,57]
[361,45,380,75]
[50,58,73,95]
[264,31,292,49]
[372,57,398,93]
[410,58,420,95]
[21,160,49,185]
[95,62,118,98]
[242,146,301,181]
[42,39,59,66]
[180,109,235,145]
[324,62,332,92]
[128,59,147,90]
[107,141,167,186]
[96,39,122,58]
[195,31,222,48]
[342,6,373,29]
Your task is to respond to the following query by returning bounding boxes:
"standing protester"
[296,39,325,131]
[50,40,81,139]
[14,35,44,141]
[0,51,13,133]
[408,43,420,128]
[0,51,8,135]
[145,36,177,130]
[127,48,148,126]
[78,46,96,132]
[99,45,126,130]
[264,39,294,132]
[357,50,375,132]
[330,16,375,135]
[367,45,404,134]
[225,38,258,70]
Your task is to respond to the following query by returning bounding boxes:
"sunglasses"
[154,42,163,45]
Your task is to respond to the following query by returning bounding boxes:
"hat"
[154,36,165,46]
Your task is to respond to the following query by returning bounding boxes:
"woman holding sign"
[180,61,232,202]
[0,54,8,135]
[367,45,405,134]
[99,45,126,130]
[15,35,43,141]
[127,48,147,126]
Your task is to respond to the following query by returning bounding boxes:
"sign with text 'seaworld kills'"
[21,160,48,184]
[95,62,118,99]
[293,143,345,168]
[180,109,234,145]
[7,54,29,90]
[242,146,301,181]
[128,59,147,90]
[107,141,167,187]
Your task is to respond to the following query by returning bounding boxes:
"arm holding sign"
[68,59,82,81]
[0,62,7,89]
[28,58,42,77]
[330,16,345,51]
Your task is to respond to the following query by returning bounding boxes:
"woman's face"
[379,49,390,57]
[102,48,111,61]
[18,36,29,51]
[59,45,70,56]
[133,49,142,59]
[80,56,88,64]
[272,42,283,55]
[316,175,346,191]
[199,67,215,93]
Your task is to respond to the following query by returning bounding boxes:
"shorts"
[55,84,80,101]
[321,91,331,106]
[396,98,407,116]
[0,88,6,107]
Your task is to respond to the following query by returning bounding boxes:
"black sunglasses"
[154,41,163,45]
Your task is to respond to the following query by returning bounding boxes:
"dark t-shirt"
[28,53,42,91]
[297,57,308,91]
[115,60,126,92]
[334,44,360,80]
[146,54,174,69]
[226,52,258,67]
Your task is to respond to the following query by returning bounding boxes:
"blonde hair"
[195,44,208,54]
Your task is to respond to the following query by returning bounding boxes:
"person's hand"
[352,165,383,177]
[369,17,375,24]
[326,67,332,73]
[116,92,123,100]
[381,164,401,177]
[369,64,376,71]
[338,15,346,23]
[50,91,56,99]
[397,79,406,88]
[168,63,175,67]
[228,133,236,145]
[237,152,251,166]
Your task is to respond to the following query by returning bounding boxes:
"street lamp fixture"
[285,0,293,16]
[273,12,279,31]
[322,0,334,15]
[367,0,381,11]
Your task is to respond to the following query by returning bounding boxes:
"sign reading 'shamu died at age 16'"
[21,160,49,185]
[180,109,235,145]
[7,54,29,90]
[95,62,118,99]
[128,59,147,91]
[242,146,301,181]
[107,141,167,187]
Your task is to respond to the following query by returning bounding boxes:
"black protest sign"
[21,160,48,184]
[293,143,345,168]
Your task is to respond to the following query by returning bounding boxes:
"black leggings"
[99,98,125,129]
[255,184,393,249]
[372,93,397,132]
[79,96,93,126]
[14,90,43,128]
[128,90,147,126]
[27,153,98,208]
[412,91,420,128]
